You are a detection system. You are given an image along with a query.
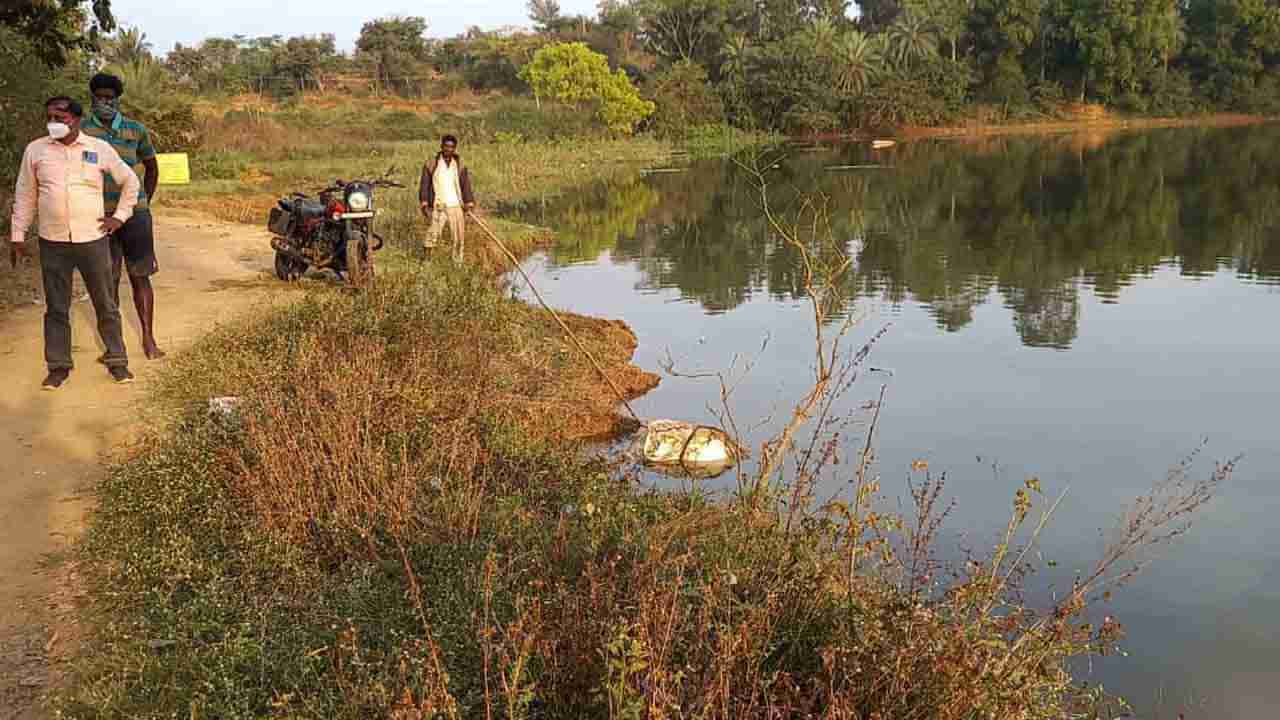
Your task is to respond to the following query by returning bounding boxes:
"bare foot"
[143,342,166,360]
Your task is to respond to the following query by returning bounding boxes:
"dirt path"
[0,211,276,719]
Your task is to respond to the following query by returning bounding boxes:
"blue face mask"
[92,97,119,123]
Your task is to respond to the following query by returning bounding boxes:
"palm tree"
[887,12,938,69]
[719,33,751,122]
[830,31,883,96]
[104,26,153,66]
[719,33,749,84]
[809,17,839,55]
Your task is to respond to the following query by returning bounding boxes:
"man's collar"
[85,111,124,132]
[50,132,87,148]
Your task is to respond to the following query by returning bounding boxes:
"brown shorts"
[110,210,159,278]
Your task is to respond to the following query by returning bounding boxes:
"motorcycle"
[266,175,404,283]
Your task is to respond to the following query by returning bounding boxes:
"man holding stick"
[419,134,476,263]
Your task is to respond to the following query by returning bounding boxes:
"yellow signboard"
[155,153,191,185]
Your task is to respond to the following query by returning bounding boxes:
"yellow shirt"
[10,133,140,245]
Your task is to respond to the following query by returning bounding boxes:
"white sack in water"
[640,420,739,473]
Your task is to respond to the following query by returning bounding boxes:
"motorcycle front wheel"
[345,226,373,286]
[274,251,307,281]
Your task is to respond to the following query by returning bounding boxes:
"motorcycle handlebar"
[312,179,405,193]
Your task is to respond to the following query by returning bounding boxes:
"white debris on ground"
[207,397,243,419]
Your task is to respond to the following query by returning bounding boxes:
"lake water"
[512,125,1280,718]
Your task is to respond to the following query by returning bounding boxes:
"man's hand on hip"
[98,213,124,234]
[99,217,124,235]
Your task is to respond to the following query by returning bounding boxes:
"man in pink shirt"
[11,96,141,390]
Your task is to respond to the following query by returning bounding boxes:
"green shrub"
[519,42,655,135]
[644,60,726,138]
[189,150,253,180]
[481,98,603,142]
[1148,70,1202,116]
[782,104,840,135]
[979,55,1033,118]
[1117,90,1150,114]
[857,57,973,127]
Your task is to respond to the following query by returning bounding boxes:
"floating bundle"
[639,419,743,479]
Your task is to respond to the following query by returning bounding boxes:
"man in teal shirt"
[83,72,165,359]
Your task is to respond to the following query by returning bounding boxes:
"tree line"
[3,0,1280,141]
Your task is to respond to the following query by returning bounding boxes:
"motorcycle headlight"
[346,191,371,211]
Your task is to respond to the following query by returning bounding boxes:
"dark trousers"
[38,237,128,370]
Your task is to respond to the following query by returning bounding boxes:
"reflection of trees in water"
[540,126,1280,348]
[546,181,663,263]
[1006,284,1081,349]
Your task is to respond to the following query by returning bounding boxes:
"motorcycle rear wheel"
[274,251,306,281]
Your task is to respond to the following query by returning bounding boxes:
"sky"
[109,0,604,54]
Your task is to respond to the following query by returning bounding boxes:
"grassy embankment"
[53,96,1193,718]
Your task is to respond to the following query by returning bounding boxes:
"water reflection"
[512,125,1280,718]
[526,125,1280,349]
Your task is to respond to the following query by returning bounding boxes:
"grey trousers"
[39,237,128,370]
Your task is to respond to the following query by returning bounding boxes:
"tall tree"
[272,35,339,92]
[635,0,749,67]
[598,0,644,59]
[1,0,115,66]
[1056,0,1179,102]
[1184,0,1280,101]
[528,0,564,32]
[969,0,1045,100]
[355,16,431,94]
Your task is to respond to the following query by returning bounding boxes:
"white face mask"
[47,122,71,140]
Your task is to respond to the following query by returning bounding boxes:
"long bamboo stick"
[468,211,642,423]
